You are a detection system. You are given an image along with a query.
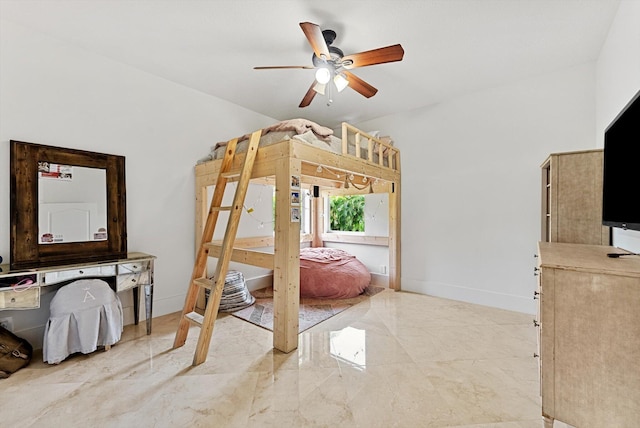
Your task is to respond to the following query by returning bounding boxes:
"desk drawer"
[43,266,117,285]
[117,261,151,275]
[0,287,41,309]
[117,271,151,292]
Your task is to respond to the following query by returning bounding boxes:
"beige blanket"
[214,118,333,151]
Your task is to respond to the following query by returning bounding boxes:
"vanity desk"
[0,252,156,335]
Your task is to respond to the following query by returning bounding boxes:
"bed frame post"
[311,191,324,248]
[195,174,209,309]
[273,155,301,352]
[195,175,208,253]
[389,178,401,291]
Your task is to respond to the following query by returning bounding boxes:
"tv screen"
[602,88,640,231]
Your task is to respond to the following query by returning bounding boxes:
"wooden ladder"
[173,129,262,365]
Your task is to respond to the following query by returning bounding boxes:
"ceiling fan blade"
[254,65,314,70]
[342,44,405,69]
[299,22,331,60]
[343,71,378,98]
[299,81,318,108]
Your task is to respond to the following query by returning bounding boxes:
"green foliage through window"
[329,195,365,232]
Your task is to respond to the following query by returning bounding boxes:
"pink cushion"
[299,247,371,299]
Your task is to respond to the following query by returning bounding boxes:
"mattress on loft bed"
[196,118,393,165]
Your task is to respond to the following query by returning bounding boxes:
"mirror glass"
[37,163,107,244]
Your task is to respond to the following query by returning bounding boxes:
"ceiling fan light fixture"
[256,23,403,108]
[313,82,326,95]
[334,73,349,92]
[315,67,331,84]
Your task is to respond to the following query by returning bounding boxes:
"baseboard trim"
[370,272,389,287]
[245,274,273,291]
[402,278,536,314]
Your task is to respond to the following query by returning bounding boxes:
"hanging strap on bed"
[173,129,262,366]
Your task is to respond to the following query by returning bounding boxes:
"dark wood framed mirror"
[10,140,127,269]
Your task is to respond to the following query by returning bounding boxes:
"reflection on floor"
[3,289,574,427]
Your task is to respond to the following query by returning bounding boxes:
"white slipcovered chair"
[43,279,123,364]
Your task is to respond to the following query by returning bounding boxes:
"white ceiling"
[0,0,620,129]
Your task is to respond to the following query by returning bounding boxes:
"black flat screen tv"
[602,88,640,231]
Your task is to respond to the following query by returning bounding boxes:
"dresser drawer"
[118,261,151,275]
[117,271,151,292]
[0,287,41,309]
[43,266,117,285]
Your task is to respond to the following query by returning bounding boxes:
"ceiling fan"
[254,22,404,107]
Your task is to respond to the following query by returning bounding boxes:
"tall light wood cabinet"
[537,242,640,428]
[541,149,610,245]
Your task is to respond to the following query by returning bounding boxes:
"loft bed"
[194,119,401,353]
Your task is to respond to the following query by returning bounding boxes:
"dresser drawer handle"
[79,270,84,274]
[11,297,16,303]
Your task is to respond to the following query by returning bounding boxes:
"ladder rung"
[193,277,213,290]
[211,206,232,211]
[185,311,204,326]
[220,170,241,178]
[204,243,274,269]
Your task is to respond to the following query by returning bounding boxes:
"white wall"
[0,20,277,346]
[596,0,640,252]
[209,182,276,289]
[356,63,597,314]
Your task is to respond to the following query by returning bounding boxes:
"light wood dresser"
[537,242,640,427]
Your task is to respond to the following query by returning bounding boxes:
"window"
[328,195,365,232]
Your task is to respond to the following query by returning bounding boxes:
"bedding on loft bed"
[196,118,395,166]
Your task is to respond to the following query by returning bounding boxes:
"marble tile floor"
[2,289,573,428]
